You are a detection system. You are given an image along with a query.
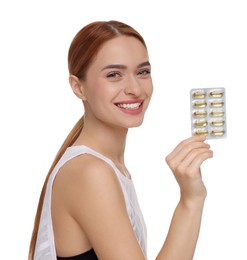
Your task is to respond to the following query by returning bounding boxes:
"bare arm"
[56,135,212,259]
[60,155,146,260]
[156,135,213,260]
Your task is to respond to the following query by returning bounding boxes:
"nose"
[124,75,142,97]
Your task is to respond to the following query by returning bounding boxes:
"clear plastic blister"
[190,87,227,139]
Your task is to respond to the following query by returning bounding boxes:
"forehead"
[92,36,149,68]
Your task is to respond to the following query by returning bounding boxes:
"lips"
[116,102,142,110]
[114,99,144,114]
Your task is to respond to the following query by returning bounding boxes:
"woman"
[29,20,213,260]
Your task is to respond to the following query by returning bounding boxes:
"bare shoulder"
[53,153,145,259]
[55,153,120,191]
[54,153,126,215]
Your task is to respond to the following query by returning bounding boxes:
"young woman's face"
[82,36,153,129]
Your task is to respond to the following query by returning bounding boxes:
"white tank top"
[34,145,147,259]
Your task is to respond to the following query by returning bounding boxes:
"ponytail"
[29,19,147,260]
[28,116,84,260]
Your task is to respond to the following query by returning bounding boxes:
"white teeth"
[117,102,141,109]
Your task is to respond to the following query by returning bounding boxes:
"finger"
[168,135,206,158]
[180,147,212,169]
[187,149,213,174]
[166,139,210,170]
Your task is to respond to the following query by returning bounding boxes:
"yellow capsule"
[193,110,207,117]
[194,119,208,127]
[210,100,224,107]
[210,110,224,117]
[194,128,208,136]
[209,90,224,98]
[211,130,225,136]
[210,119,225,126]
[193,91,206,99]
[193,100,207,108]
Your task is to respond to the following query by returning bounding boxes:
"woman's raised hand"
[165,135,213,205]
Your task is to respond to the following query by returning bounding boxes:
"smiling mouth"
[116,102,142,110]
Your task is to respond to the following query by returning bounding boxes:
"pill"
[210,110,224,117]
[193,110,207,117]
[211,130,225,136]
[194,119,208,127]
[210,100,224,107]
[194,128,208,135]
[193,100,207,108]
[209,90,224,98]
[193,91,206,99]
[210,119,225,126]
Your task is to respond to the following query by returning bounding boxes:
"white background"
[0,0,246,259]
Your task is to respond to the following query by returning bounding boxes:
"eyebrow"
[101,61,151,71]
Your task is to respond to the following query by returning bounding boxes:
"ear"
[69,75,87,101]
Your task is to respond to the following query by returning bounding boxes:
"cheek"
[85,85,111,111]
[146,81,153,97]
[84,79,104,102]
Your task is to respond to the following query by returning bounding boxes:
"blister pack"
[190,87,226,139]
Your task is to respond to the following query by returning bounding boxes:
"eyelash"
[106,72,121,78]
[138,69,151,76]
[106,69,151,79]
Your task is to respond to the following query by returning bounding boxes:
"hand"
[165,135,213,205]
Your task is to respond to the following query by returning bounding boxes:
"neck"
[74,117,128,165]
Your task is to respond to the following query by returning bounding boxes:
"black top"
[57,249,98,260]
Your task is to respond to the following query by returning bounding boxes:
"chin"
[124,118,145,129]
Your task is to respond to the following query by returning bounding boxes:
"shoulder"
[54,153,125,212]
[53,153,145,259]
[57,153,120,189]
